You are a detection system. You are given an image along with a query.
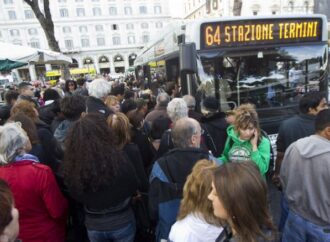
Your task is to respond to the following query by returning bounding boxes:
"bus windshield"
[198,44,328,111]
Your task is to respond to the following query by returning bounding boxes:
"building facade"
[0,0,171,81]
[183,0,314,19]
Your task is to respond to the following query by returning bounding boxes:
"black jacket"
[201,112,228,157]
[35,120,63,172]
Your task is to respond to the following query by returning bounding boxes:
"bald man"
[149,117,220,241]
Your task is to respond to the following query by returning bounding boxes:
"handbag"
[132,192,155,242]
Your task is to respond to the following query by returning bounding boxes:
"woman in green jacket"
[219,104,270,176]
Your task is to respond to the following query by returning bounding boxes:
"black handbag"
[132,192,155,242]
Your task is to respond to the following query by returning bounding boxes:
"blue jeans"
[87,220,136,242]
[279,194,289,232]
[282,211,330,242]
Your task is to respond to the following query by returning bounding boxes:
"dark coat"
[201,112,228,157]
[149,147,214,241]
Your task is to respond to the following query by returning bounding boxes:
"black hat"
[121,99,137,114]
[86,96,112,118]
[202,97,219,112]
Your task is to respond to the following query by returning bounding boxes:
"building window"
[76,8,85,16]
[3,0,13,4]
[79,25,88,33]
[272,11,276,15]
[128,35,135,44]
[109,7,117,15]
[97,37,105,46]
[9,29,20,36]
[304,1,309,13]
[141,23,148,29]
[60,8,69,17]
[124,6,132,15]
[112,24,118,30]
[81,38,90,47]
[126,23,134,30]
[65,39,74,49]
[62,26,71,33]
[30,40,40,48]
[28,28,38,35]
[288,1,294,12]
[93,7,102,16]
[8,10,16,20]
[139,6,147,14]
[142,34,149,43]
[112,36,121,45]
[155,22,163,28]
[95,25,104,32]
[24,10,34,19]
[154,5,162,14]
[253,11,258,15]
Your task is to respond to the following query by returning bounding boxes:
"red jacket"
[0,160,68,242]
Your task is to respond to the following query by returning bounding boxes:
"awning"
[0,59,27,72]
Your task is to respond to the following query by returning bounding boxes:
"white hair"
[88,78,112,99]
[0,123,29,164]
[182,95,196,109]
[167,98,188,123]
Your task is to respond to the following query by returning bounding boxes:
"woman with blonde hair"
[107,113,148,192]
[208,161,277,242]
[219,103,270,176]
[169,159,223,242]
[105,95,120,113]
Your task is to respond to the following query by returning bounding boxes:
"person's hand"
[272,174,282,190]
[250,129,258,151]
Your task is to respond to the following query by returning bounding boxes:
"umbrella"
[0,59,27,72]
[0,42,72,65]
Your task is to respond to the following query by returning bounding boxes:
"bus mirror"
[179,43,197,74]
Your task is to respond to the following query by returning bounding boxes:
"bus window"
[198,44,328,110]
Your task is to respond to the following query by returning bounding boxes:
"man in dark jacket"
[200,96,228,157]
[73,77,89,96]
[0,90,19,125]
[38,88,62,128]
[149,117,219,241]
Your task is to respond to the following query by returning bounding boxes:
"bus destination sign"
[200,18,322,50]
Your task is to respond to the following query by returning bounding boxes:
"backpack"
[228,129,275,179]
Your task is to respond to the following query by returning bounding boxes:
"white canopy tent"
[0,42,72,65]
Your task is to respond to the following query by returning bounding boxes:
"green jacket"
[219,125,270,176]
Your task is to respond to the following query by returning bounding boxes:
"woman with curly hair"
[62,113,138,242]
[219,103,270,176]
[208,162,277,242]
[169,159,223,242]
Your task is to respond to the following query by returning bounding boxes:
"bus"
[135,15,329,138]
[45,68,97,85]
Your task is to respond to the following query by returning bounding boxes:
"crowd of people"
[0,76,328,242]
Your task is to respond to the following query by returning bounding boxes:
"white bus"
[135,14,329,135]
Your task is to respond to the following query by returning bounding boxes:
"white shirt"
[169,213,223,242]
